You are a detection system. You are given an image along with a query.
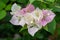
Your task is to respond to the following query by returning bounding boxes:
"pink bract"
[19,4,35,16]
[39,10,55,26]
[26,4,35,13]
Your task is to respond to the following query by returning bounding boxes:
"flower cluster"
[10,3,55,36]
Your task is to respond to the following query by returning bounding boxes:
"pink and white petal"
[24,13,34,25]
[42,9,48,15]
[19,8,27,15]
[26,4,35,12]
[40,19,48,26]
[11,3,21,12]
[44,10,55,23]
[45,14,55,23]
[10,16,19,25]
[10,11,18,15]
[28,27,39,36]
[19,18,26,27]
[36,22,42,29]
[31,8,43,20]
[41,9,55,26]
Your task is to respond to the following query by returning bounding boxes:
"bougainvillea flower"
[39,9,55,26]
[10,3,35,26]
[26,8,43,36]
[27,21,42,36]
[10,3,56,36]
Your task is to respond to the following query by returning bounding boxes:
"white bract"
[31,8,43,21]
[26,8,43,36]
[10,3,21,15]
[10,3,26,26]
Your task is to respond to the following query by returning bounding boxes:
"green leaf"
[0,10,6,20]
[16,0,28,6]
[0,23,13,30]
[10,0,16,2]
[57,27,60,35]
[5,4,12,11]
[0,2,6,10]
[32,1,47,9]
[35,32,44,39]
[32,1,41,8]
[21,30,33,40]
[56,23,60,35]
[19,24,27,32]
[55,12,60,23]
[0,0,9,4]
[44,19,56,34]
[17,0,27,3]
[46,0,55,2]
[52,6,60,12]
[44,26,48,31]
[29,0,35,3]
[37,0,44,2]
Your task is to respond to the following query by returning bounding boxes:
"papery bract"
[18,4,35,15]
[11,3,21,15]
[19,8,27,15]
[23,13,34,25]
[39,10,55,26]
[26,4,35,13]
[28,27,40,36]
[31,8,43,21]
[10,13,26,26]
[27,8,43,36]
[28,23,42,36]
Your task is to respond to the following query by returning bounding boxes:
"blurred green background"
[0,0,60,40]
